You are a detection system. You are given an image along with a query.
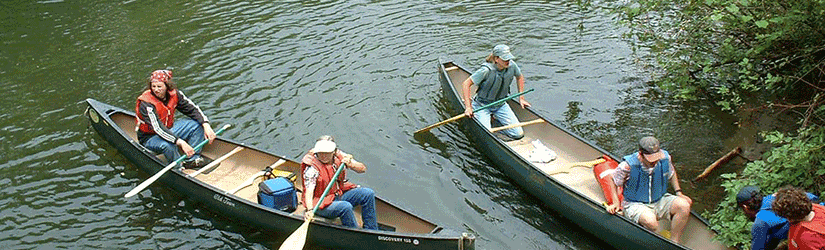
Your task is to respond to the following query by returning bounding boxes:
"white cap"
[312,140,337,153]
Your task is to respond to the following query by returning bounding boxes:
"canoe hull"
[85,98,474,250]
[436,59,729,250]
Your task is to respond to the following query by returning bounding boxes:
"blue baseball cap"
[736,186,761,204]
[493,44,515,61]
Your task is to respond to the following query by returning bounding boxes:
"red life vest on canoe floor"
[135,89,179,133]
[593,155,624,205]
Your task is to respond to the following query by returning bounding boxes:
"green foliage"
[612,0,825,113]
[703,125,825,248]
[613,0,825,246]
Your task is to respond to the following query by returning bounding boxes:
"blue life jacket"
[622,150,671,203]
[475,62,515,104]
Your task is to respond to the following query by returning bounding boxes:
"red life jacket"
[300,151,357,210]
[593,155,624,205]
[135,89,179,133]
[788,204,825,250]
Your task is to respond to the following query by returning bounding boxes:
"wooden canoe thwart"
[436,60,734,250]
[85,99,474,250]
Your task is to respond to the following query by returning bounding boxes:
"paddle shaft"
[125,124,230,198]
[279,163,347,250]
[310,163,347,213]
[414,89,534,134]
[545,158,607,175]
[489,118,544,133]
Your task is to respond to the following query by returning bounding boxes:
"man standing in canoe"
[136,69,216,169]
[300,135,379,230]
[605,136,693,244]
[462,44,530,140]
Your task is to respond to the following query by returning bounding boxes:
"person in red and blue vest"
[773,186,825,250]
[461,44,531,140]
[736,185,821,250]
[300,135,378,230]
[135,69,216,169]
[605,136,693,244]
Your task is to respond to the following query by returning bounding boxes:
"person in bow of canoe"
[605,136,693,244]
[773,186,825,250]
[462,44,531,140]
[736,185,820,250]
[135,69,216,169]
[300,135,379,230]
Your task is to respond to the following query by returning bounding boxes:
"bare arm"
[303,170,316,221]
[606,175,622,214]
[669,161,693,205]
[462,77,475,117]
[516,75,530,108]
[341,153,366,173]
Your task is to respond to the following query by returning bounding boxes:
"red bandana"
[150,70,172,83]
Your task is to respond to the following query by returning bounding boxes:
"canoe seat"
[291,205,341,225]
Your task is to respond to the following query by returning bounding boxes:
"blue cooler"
[257,177,297,213]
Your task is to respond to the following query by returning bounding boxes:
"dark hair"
[773,186,812,222]
[739,192,763,210]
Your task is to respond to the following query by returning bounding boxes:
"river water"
[0,0,746,249]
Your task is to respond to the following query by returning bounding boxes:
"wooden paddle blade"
[279,220,311,250]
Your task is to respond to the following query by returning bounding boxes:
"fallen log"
[693,146,741,182]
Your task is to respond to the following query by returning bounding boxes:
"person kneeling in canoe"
[300,135,379,230]
[461,44,531,140]
[605,136,693,244]
[136,69,216,169]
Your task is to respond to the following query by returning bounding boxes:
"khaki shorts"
[622,193,678,223]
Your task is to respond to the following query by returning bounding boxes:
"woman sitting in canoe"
[461,44,531,140]
[300,135,379,230]
[135,69,216,169]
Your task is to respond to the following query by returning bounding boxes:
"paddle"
[489,118,544,133]
[279,162,347,250]
[228,159,287,194]
[125,124,231,198]
[414,89,534,134]
[545,158,606,175]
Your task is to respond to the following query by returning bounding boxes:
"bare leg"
[668,197,691,244]
[637,210,660,232]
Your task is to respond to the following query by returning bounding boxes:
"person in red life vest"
[300,135,378,230]
[772,186,825,250]
[135,69,216,169]
[605,136,693,244]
